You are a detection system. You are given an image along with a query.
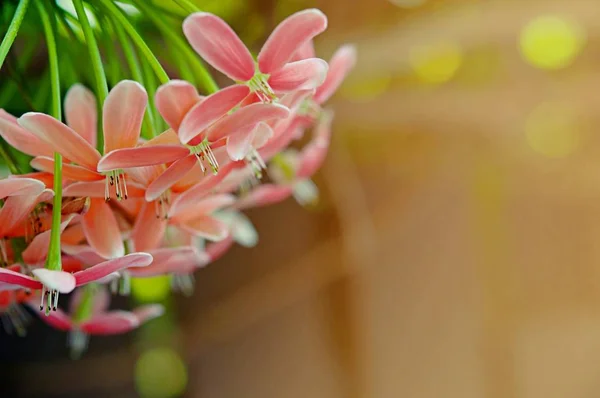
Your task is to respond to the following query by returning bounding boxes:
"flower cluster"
[0,5,355,357]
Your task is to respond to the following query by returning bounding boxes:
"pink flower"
[0,253,153,313]
[183,9,329,102]
[28,286,163,357]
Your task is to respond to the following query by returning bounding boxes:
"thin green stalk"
[73,0,108,151]
[133,0,218,93]
[37,1,63,272]
[98,0,169,84]
[140,57,160,137]
[173,0,199,13]
[0,0,31,71]
[0,140,19,174]
[113,22,155,137]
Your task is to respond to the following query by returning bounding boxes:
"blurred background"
[4,0,600,397]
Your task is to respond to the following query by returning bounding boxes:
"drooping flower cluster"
[0,6,355,357]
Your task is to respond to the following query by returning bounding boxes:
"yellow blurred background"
[9,0,600,397]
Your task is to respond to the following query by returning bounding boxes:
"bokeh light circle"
[519,15,585,70]
[409,41,463,84]
[131,276,171,303]
[135,347,188,398]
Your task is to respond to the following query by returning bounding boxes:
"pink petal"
[63,180,144,199]
[18,113,101,170]
[296,113,332,178]
[68,285,110,315]
[74,252,153,286]
[81,311,139,335]
[206,236,234,262]
[258,9,328,73]
[269,58,329,92]
[11,172,55,188]
[130,201,167,252]
[0,267,42,290]
[22,215,74,265]
[0,189,53,237]
[178,84,250,144]
[133,304,165,323]
[97,145,189,172]
[226,127,254,161]
[155,80,202,131]
[314,44,357,104]
[31,269,76,293]
[31,156,102,182]
[290,40,316,61]
[0,110,55,157]
[183,12,255,81]
[207,103,290,142]
[81,199,124,259]
[179,215,229,241]
[169,193,235,222]
[0,177,45,197]
[103,80,148,153]
[144,129,180,146]
[64,84,98,148]
[251,122,274,148]
[145,155,196,202]
[61,244,105,266]
[234,184,293,209]
[31,305,73,330]
[129,247,207,277]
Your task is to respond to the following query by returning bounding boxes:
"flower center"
[103,169,128,201]
[154,192,171,220]
[39,285,60,315]
[245,148,267,179]
[247,72,277,103]
[187,139,219,174]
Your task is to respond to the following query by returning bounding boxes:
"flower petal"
[250,122,274,148]
[64,84,97,147]
[178,84,250,144]
[296,112,332,178]
[31,156,103,182]
[0,110,55,157]
[81,311,139,335]
[81,199,124,259]
[103,80,148,153]
[207,103,290,142]
[97,145,189,172]
[12,172,55,188]
[129,247,207,277]
[74,253,153,286]
[0,177,45,197]
[63,180,145,199]
[183,12,255,81]
[234,184,293,209]
[0,189,54,237]
[206,236,234,262]
[258,9,328,73]
[31,269,76,293]
[68,285,110,315]
[314,44,357,104]
[179,215,229,241]
[290,40,316,61]
[133,304,165,323]
[130,201,167,252]
[169,193,235,222]
[61,244,105,266]
[22,215,74,265]
[145,155,196,202]
[268,58,329,92]
[226,127,254,161]
[0,267,42,290]
[31,305,73,330]
[18,113,101,170]
[155,80,202,131]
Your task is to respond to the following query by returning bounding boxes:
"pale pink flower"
[183,9,329,101]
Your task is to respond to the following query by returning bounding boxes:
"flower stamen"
[188,139,219,174]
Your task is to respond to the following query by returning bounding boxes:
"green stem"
[37,1,63,272]
[140,58,159,137]
[0,0,31,71]
[112,22,156,138]
[98,0,169,84]
[73,0,108,151]
[133,0,218,94]
[173,0,199,13]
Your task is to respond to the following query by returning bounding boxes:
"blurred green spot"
[340,73,391,102]
[520,15,585,70]
[135,347,188,398]
[131,276,171,303]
